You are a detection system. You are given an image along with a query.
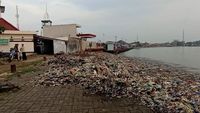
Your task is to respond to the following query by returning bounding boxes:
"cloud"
[1,0,200,42]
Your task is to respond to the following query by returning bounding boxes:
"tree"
[0,26,5,34]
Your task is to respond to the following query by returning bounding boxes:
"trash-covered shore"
[36,52,200,113]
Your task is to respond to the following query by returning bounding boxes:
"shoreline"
[120,47,200,74]
[37,52,200,113]
[120,54,200,74]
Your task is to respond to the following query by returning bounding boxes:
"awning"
[77,34,96,38]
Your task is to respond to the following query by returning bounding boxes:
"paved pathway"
[0,85,154,113]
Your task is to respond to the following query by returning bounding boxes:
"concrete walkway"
[0,85,153,113]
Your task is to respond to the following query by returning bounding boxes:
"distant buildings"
[105,41,114,51]
[132,40,200,48]
[130,42,140,47]
[170,40,185,46]
[105,39,200,50]
[115,40,131,49]
[185,40,200,46]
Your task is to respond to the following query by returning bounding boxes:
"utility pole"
[44,2,49,21]
[102,33,105,39]
[16,6,19,30]
[182,29,185,47]
[115,36,118,43]
[115,36,117,52]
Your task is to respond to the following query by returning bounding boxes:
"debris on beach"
[36,52,200,113]
[0,83,20,92]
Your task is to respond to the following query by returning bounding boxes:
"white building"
[38,24,81,54]
[43,24,81,39]
[0,18,36,53]
[0,30,36,53]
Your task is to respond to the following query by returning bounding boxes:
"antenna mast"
[44,3,49,20]
[16,6,19,29]
[41,1,52,36]
[0,0,5,18]
[0,0,1,18]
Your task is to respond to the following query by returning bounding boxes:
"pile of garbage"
[36,52,200,113]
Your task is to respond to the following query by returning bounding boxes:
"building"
[41,24,99,54]
[39,24,81,54]
[39,4,99,54]
[34,35,67,54]
[0,18,36,53]
[0,2,36,54]
[43,24,80,39]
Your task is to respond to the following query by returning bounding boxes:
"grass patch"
[16,65,38,75]
[16,60,43,74]
[7,60,43,79]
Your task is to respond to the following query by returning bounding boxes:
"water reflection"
[122,47,200,72]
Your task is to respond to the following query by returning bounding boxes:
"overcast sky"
[2,0,200,43]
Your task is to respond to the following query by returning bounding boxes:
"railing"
[9,38,33,42]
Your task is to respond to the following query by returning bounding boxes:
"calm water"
[122,47,200,72]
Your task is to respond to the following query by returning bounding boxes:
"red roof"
[77,33,96,38]
[0,18,19,30]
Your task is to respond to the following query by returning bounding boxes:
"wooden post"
[11,64,16,73]
[43,56,47,61]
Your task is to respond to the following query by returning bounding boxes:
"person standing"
[19,46,23,60]
[9,48,15,62]
[14,44,19,60]
[21,44,27,60]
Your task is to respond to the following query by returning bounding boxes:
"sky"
[2,0,200,43]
